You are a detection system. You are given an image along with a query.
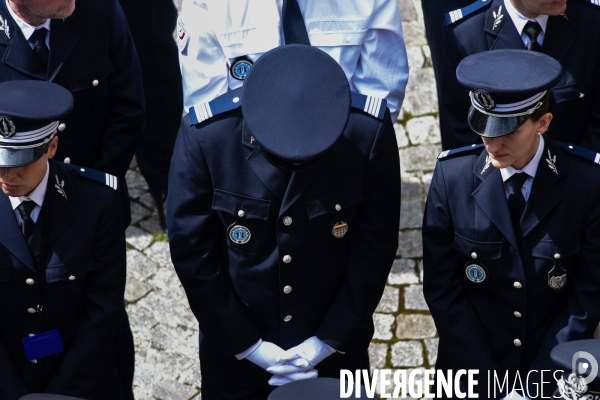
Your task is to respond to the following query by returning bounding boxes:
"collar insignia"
[481,155,492,174]
[546,149,558,174]
[55,174,67,199]
[492,5,504,30]
[0,16,9,39]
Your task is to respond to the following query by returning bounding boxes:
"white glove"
[268,370,319,386]
[278,336,336,367]
[266,357,313,375]
[244,341,287,370]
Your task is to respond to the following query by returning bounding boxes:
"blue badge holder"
[22,329,64,361]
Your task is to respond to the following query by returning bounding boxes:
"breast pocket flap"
[531,237,580,260]
[46,260,93,283]
[66,56,114,93]
[453,234,502,260]
[553,73,598,104]
[212,189,271,220]
[307,184,363,220]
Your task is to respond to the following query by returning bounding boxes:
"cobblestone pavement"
[126,0,438,398]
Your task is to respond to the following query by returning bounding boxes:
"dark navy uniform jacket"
[0,0,145,224]
[423,138,600,398]
[440,0,600,151]
[167,107,400,388]
[0,160,126,400]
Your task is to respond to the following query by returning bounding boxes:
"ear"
[536,113,553,134]
[46,136,58,159]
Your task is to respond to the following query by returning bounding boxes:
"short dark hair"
[529,91,551,122]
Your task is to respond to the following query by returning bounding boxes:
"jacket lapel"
[47,17,78,82]
[472,151,521,251]
[520,138,566,237]
[0,192,36,272]
[484,0,528,50]
[542,7,576,63]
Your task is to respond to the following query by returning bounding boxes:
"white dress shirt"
[500,134,545,201]
[178,0,409,122]
[5,0,51,49]
[9,161,49,224]
[504,0,548,47]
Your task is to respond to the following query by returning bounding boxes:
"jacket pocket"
[453,233,503,286]
[553,73,598,104]
[306,17,369,47]
[306,183,363,220]
[530,237,580,260]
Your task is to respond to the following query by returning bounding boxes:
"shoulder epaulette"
[438,143,484,160]
[580,0,600,6]
[351,92,387,120]
[445,0,493,25]
[71,166,119,190]
[562,143,600,165]
[188,88,243,125]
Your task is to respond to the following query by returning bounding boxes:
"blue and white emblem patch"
[465,263,487,283]
[228,224,251,244]
[230,57,253,80]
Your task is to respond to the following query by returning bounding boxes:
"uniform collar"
[5,0,51,41]
[503,0,549,35]
[8,160,49,210]
[500,134,545,182]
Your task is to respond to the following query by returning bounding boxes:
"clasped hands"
[245,336,335,386]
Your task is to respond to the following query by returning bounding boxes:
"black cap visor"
[0,142,50,168]
[468,106,530,138]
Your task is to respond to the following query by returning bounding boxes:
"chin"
[490,159,510,169]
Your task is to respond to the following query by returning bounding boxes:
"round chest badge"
[230,57,253,80]
[228,224,251,244]
[465,263,487,283]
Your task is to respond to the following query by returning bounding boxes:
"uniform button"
[554,253,561,259]
[80,168,85,172]
[237,210,245,218]
[514,311,522,318]
[69,275,75,281]
[283,285,292,294]
[233,97,240,103]
[58,123,66,131]
[284,315,292,322]
[513,339,522,347]
[335,204,342,211]
[31,359,37,364]
[29,333,35,337]
[580,93,585,98]
[471,252,477,259]
[63,157,71,164]
[513,282,523,289]
[26,278,34,285]
[27,308,36,314]
[283,216,292,226]
[92,79,99,86]
[282,255,292,264]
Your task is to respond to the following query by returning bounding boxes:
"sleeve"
[44,191,126,396]
[90,0,145,177]
[351,0,408,123]
[438,23,479,150]
[422,161,502,397]
[178,0,230,110]
[166,118,261,356]
[0,343,28,400]
[315,110,400,351]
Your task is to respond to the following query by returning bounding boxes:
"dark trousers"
[113,304,135,400]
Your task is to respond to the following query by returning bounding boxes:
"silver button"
[69,275,75,281]
[80,168,85,172]
[513,282,523,289]
[92,79,99,87]
[514,311,522,318]
[233,97,240,103]
[569,145,574,149]
[63,157,71,164]
[31,359,38,364]
[471,252,477,259]
[29,333,35,337]
[283,285,292,294]
[580,93,585,98]
[513,339,522,347]
[58,123,66,131]
[283,216,292,226]
[335,204,342,211]
[554,253,561,259]
[237,210,245,218]
[283,255,292,264]
[26,278,34,285]
[27,308,36,314]
[284,315,292,322]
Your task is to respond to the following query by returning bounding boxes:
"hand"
[268,370,319,386]
[244,341,287,370]
[266,357,312,375]
[278,336,335,367]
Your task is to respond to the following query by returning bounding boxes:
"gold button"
[26,278,34,285]
[513,282,522,289]
[283,255,292,264]
[27,308,36,314]
[283,216,292,226]
[69,275,75,281]
[335,204,341,211]
[283,285,292,294]
[237,210,245,218]
[284,315,292,322]
[92,79,99,86]
[513,339,522,347]
[514,311,522,318]
[471,252,477,259]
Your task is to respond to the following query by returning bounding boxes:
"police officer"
[423,50,600,398]
[167,45,400,399]
[439,0,600,151]
[0,81,127,400]
[177,0,408,123]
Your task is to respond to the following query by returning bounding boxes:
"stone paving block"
[132,349,162,388]
[400,177,425,230]
[400,145,440,173]
[180,355,202,388]
[127,303,157,336]
[149,266,187,302]
[396,314,437,339]
[369,343,389,370]
[406,116,440,145]
[140,212,164,233]
[138,192,155,209]
[395,123,409,148]
[388,259,419,285]
[423,45,431,63]
[125,272,152,303]
[138,290,195,329]
[424,338,439,367]
[397,230,423,258]
[411,0,424,21]
[376,286,400,313]
[126,249,159,280]
[406,68,436,92]
[391,341,424,367]
[145,241,173,267]
[404,284,428,311]
[402,89,438,117]
[418,260,424,282]
[398,0,418,21]
[401,20,427,46]
[373,313,395,340]
[130,201,152,225]
[152,379,198,400]
[126,226,153,250]
[406,46,424,71]
[422,173,433,197]
[126,169,148,199]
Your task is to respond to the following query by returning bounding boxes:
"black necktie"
[523,21,542,52]
[29,28,50,68]
[282,0,310,45]
[507,173,529,228]
[17,200,37,242]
